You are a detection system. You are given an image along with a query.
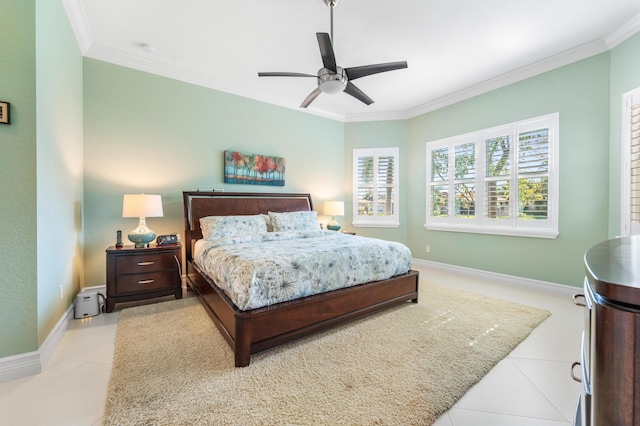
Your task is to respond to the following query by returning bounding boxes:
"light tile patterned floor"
[0,265,583,425]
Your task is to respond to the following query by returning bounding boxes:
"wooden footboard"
[187,260,419,367]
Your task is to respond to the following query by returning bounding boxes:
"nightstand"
[105,244,182,312]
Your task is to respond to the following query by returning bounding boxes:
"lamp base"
[327,218,341,231]
[128,217,156,248]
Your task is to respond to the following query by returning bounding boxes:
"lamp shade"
[122,194,163,218]
[323,201,344,217]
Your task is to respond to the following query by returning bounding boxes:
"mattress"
[194,230,412,310]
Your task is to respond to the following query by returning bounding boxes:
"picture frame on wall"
[0,101,10,125]
[224,150,286,187]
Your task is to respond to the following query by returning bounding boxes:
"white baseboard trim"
[412,258,580,298]
[39,304,75,369]
[0,286,106,384]
[0,351,41,383]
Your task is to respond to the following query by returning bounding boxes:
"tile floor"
[0,264,583,425]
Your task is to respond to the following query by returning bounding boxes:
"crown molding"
[604,12,640,48]
[62,0,93,54]
[82,42,347,122]
[402,38,609,120]
[65,6,640,123]
[344,109,411,123]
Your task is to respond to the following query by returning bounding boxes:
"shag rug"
[104,282,550,425]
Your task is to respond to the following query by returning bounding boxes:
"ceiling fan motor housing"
[318,67,347,93]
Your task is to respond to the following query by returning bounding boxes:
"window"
[426,113,559,238]
[622,88,640,236]
[352,147,399,227]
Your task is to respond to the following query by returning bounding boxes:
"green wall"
[343,120,408,242]
[80,39,640,290]
[0,0,83,359]
[35,0,84,345]
[406,54,611,287]
[0,0,38,357]
[82,59,345,286]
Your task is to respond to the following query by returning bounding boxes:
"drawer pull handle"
[138,261,154,266]
[570,361,582,383]
[138,279,155,284]
[572,293,586,307]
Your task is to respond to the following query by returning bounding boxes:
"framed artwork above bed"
[224,150,285,186]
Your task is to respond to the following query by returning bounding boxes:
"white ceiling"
[63,0,640,122]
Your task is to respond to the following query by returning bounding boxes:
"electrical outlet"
[59,284,63,299]
[425,245,431,253]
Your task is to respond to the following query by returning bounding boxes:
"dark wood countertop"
[585,236,640,306]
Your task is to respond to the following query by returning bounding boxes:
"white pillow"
[199,215,267,241]
[268,211,319,232]
[261,214,274,232]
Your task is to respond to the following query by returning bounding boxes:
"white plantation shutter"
[356,155,374,217]
[353,148,399,227]
[376,155,396,217]
[518,127,549,220]
[426,113,559,239]
[622,89,640,236]
[429,147,449,218]
[631,104,640,227]
[485,135,511,219]
[454,142,476,219]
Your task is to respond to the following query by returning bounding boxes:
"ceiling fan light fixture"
[257,0,407,108]
[318,67,347,94]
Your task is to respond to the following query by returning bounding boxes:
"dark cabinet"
[574,236,640,425]
[105,244,182,312]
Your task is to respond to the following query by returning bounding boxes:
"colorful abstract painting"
[224,150,286,186]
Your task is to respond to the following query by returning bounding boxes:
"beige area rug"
[104,282,550,425]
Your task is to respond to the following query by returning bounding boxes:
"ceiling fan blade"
[300,88,322,108]
[316,33,337,72]
[258,72,317,77]
[344,61,408,81]
[344,82,374,105]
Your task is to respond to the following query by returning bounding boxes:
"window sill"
[424,223,558,239]
[353,221,400,228]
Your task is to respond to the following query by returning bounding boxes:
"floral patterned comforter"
[194,230,412,311]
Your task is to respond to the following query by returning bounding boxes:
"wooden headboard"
[182,191,313,260]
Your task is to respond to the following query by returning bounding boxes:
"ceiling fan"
[258,0,408,108]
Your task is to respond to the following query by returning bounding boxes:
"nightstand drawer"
[116,252,176,274]
[116,270,176,294]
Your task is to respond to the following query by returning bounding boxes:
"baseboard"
[0,351,41,383]
[412,258,580,298]
[0,285,106,384]
[39,303,75,369]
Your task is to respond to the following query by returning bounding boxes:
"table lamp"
[324,201,344,231]
[122,194,164,247]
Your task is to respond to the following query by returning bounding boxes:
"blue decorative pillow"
[200,215,267,241]
[268,211,319,232]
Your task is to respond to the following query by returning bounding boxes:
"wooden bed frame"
[183,191,419,367]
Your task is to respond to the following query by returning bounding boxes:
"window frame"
[425,113,559,239]
[352,147,400,228]
[621,87,640,236]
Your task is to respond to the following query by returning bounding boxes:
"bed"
[183,191,419,366]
